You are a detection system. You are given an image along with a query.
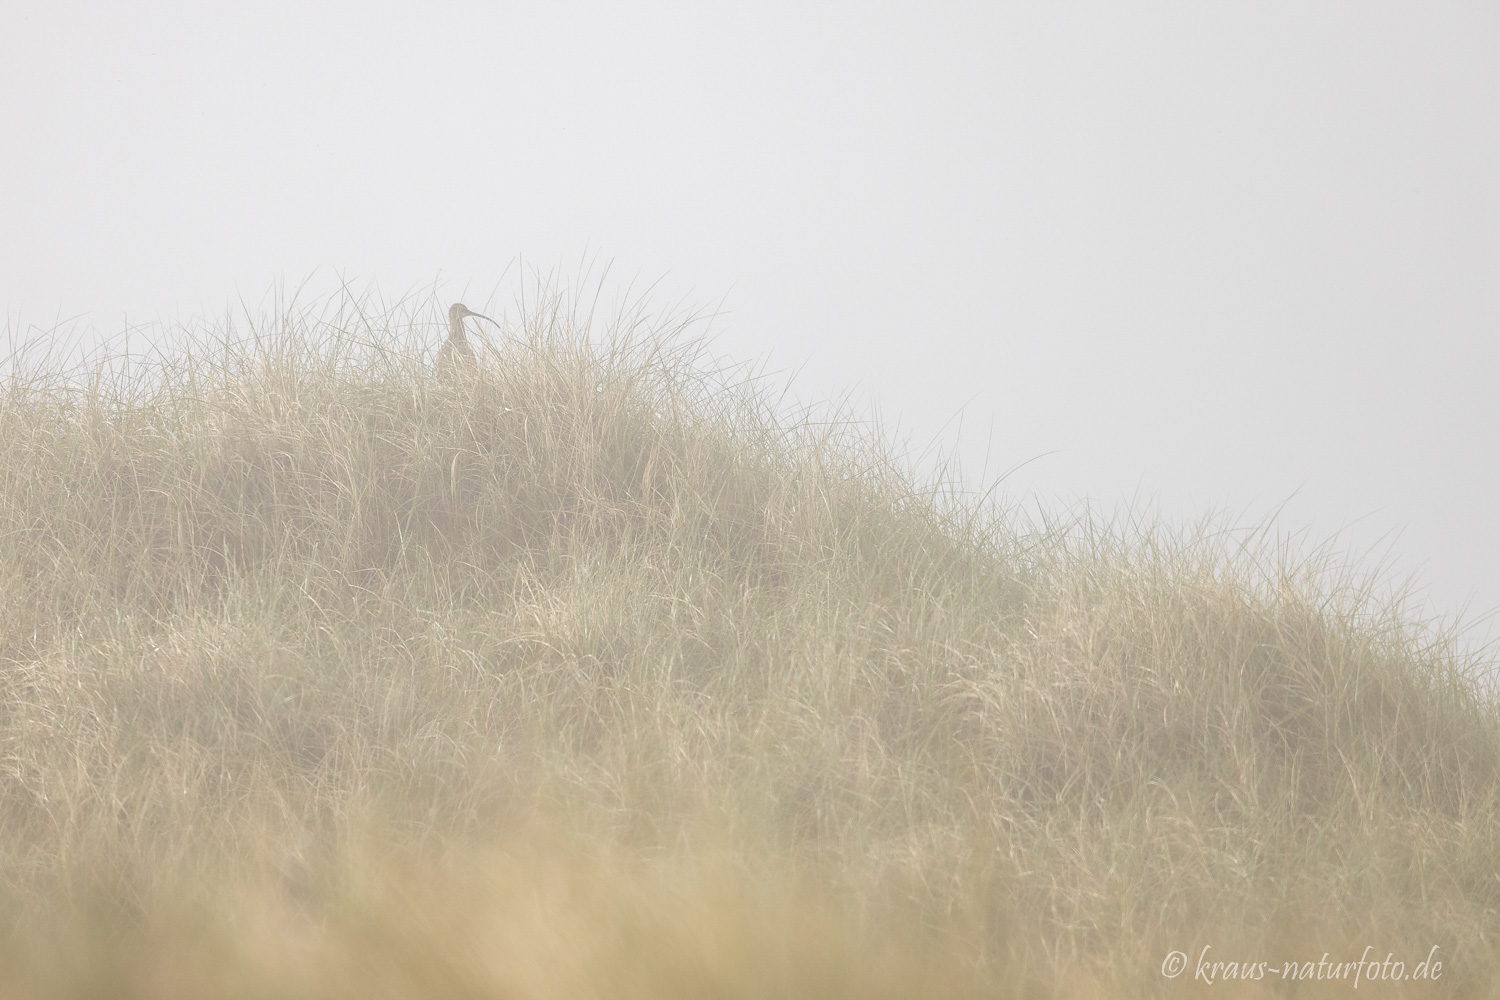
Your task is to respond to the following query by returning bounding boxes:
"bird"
[436,302,499,379]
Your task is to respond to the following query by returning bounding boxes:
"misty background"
[3,2,1496,651]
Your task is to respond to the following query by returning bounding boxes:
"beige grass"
[1,287,1497,997]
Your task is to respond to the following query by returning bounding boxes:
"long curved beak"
[467,311,500,329]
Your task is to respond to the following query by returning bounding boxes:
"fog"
[3,2,1496,648]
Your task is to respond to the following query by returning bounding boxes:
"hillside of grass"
[1,294,1497,998]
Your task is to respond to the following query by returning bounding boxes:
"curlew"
[436,302,499,379]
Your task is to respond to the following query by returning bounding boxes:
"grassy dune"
[1,292,1497,997]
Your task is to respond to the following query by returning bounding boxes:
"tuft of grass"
[1,286,1497,997]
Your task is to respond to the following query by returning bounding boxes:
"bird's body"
[436,302,497,380]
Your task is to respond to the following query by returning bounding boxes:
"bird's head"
[449,302,498,331]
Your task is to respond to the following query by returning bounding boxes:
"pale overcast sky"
[3,3,1497,648]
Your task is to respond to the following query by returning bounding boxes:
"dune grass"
[1,288,1497,997]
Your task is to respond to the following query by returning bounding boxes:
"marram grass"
[1,294,1497,997]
